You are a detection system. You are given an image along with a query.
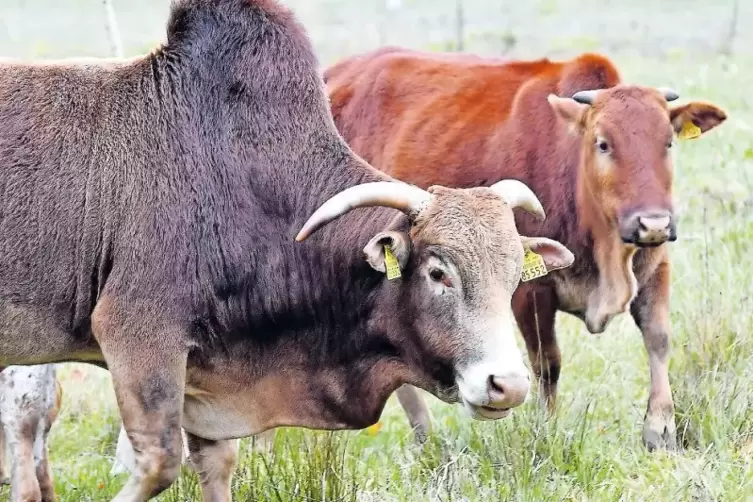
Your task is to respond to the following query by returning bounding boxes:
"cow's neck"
[183,277,423,438]
[181,198,431,437]
[575,165,639,334]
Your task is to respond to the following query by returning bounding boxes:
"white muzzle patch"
[455,315,530,420]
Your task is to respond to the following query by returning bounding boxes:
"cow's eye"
[666,140,673,149]
[596,138,610,153]
[429,268,445,282]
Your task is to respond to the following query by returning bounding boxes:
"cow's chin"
[461,397,512,421]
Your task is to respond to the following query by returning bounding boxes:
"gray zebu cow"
[0,0,574,500]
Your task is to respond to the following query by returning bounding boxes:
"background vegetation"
[1,0,751,500]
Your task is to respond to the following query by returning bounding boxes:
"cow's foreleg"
[630,261,676,451]
[395,385,431,443]
[514,288,559,413]
[186,433,238,502]
[93,298,187,502]
[36,373,61,502]
[111,424,190,476]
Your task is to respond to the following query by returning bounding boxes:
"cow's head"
[296,180,574,420]
[548,86,726,247]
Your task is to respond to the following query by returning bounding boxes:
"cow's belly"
[0,300,101,366]
[181,365,361,441]
[182,388,266,440]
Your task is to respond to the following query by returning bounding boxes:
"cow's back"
[0,59,159,355]
[326,50,620,197]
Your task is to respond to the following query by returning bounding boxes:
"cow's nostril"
[638,216,671,232]
[489,375,505,395]
[488,374,530,408]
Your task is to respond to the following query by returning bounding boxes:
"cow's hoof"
[0,476,8,485]
[643,413,677,452]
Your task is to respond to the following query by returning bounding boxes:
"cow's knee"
[149,455,182,494]
[533,352,560,414]
[111,420,184,501]
[539,358,561,386]
[131,442,182,497]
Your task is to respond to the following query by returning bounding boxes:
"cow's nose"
[488,373,530,409]
[636,215,674,245]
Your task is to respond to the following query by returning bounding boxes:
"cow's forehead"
[411,187,522,269]
[591,86,670,126]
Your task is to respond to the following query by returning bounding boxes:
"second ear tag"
[678,120,701,140]
[521,249,548,282]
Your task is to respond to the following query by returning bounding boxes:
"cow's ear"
[521,236,574,272]
[364,231,411,273]
[547,94,588,131]
[670,102,727,139]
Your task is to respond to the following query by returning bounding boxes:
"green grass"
[2,2,753,501]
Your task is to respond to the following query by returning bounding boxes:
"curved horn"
[571,89,601,105]
[295,182,431,242]
[489,179,546,221]
[657,87,679,102]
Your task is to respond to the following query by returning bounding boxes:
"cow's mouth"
[461,397,512,421]
[477,405,511,420]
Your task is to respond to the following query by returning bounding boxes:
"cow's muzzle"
[619,211,676,247]
[460,372,530,421]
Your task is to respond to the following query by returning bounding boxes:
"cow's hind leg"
[36,368,61,502]
[513,288,559,413]
[630,262,676,451]
[186,433,238,502]
[7,427,41,502]
[395,385,431,443]
[0,365,60,502]
[0,421,7,485]
[111,424,137,475]
[34,428,56,502]
[92,297,188,502]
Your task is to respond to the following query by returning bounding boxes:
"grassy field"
[2,1,753,501]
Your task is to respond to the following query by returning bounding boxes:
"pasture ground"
[1,1,752,501]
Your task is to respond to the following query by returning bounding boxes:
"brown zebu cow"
[325,48,727,451]
[0,1,574,500]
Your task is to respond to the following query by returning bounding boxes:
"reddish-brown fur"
[325,47,727,450]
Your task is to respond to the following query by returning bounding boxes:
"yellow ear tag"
[365,421,383,436]
[383,245,402,280]
[521,249,548,282]
[678,121,701,140]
